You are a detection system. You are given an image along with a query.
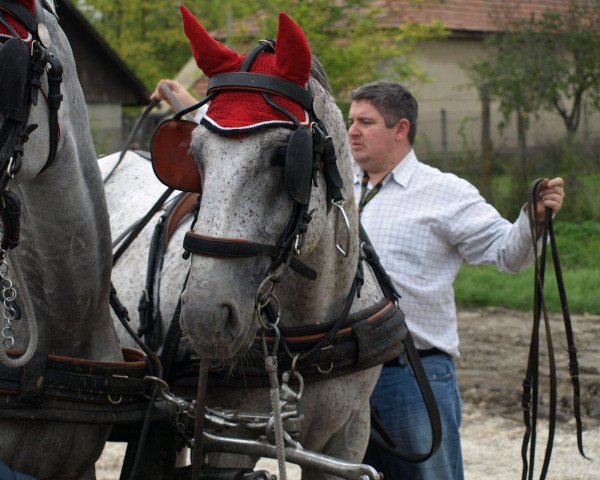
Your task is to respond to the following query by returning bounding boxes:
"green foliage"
[470,0,600,136]
[75,0,445,97]
[75,0,224,89]
[455,220,600,314]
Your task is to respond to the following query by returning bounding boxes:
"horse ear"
[275,13,312,86]
[180,5,242,76]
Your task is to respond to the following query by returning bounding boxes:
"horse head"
[174,7,359,360]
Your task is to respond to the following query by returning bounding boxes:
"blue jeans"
[363,352,464,480]
[0,461,37,480]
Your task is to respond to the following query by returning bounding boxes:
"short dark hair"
[350,81,418,145]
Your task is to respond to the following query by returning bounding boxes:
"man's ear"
[395,118,411,141]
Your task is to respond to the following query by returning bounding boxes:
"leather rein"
[521,178,587,480]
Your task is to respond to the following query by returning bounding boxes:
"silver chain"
[0,251,18,349]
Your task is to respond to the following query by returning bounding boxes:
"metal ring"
[144,375,170,392]
[317,362,334,375]
[6,157,15,179]
[2,288,16,302]
[107,394,123,405]
[294,235,302,255]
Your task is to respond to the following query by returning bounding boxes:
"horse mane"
[41,0,56,15]
[311,56,332,94]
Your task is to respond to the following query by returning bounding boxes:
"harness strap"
[39,54,63,173]
[0,347,150,405]
[183,231,317,280]
[521,179,586,480]
[208,72,314,112]
[169,298,406,388]
[113,187,174,265]
[357,223,442,463]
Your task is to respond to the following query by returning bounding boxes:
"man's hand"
[536,177,564,220]
[149,79,198,113]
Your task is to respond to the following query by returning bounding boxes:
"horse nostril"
[220,303,242,342]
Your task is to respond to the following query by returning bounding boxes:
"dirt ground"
[97,307,600,479]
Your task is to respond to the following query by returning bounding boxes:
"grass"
[454,220,600,314]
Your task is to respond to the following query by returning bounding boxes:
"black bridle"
[181,39,344,281]
[0,1,62,250]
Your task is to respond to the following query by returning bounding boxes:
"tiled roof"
[376,0,570,33]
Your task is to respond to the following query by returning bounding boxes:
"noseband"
[181,40,346,280]
[0,1,63,250]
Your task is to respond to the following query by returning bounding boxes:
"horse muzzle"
[180,287,255,360]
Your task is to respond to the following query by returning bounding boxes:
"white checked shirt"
[355,150,536,358]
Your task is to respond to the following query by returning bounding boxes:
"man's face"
[347,100,401,173]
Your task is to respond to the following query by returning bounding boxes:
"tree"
[75,0,228,90]
[75,0,444,98]
[471,0,600,140]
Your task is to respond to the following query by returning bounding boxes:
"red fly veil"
[0,0,35,39]
[180,6,312,134]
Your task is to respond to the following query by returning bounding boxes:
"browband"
[207,72,314,113]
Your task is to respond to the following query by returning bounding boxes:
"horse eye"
[269,144,287,167]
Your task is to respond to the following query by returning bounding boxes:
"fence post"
[441,108,448,171]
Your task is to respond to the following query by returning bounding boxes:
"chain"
[0,251,18,349]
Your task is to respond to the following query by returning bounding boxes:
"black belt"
[383,347,445,368]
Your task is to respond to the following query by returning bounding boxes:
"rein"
[521,178,586,480]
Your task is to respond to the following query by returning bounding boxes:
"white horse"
[0,1,122,479]
[106,8,409,480]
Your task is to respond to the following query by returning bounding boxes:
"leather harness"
[136,190,443,463]
[0,348,157,425]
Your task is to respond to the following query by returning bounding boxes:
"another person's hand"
[535,177,564,219]
[150,79,198,112]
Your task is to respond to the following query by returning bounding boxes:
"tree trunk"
[480,85,493,202]
[517,109,528,187]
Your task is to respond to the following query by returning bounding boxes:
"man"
[347,81,564,479]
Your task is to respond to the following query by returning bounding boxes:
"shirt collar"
[353,149,418,188]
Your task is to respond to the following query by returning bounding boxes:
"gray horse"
[106,8,404,480]
[0,1,122,479]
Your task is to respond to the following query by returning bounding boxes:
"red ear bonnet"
[180,6,313,133]
[0,0,36,40]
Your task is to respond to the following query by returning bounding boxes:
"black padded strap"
[208,72,313,112]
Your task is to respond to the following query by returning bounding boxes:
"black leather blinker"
[285,127,313,205]
[0,38,30,122]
